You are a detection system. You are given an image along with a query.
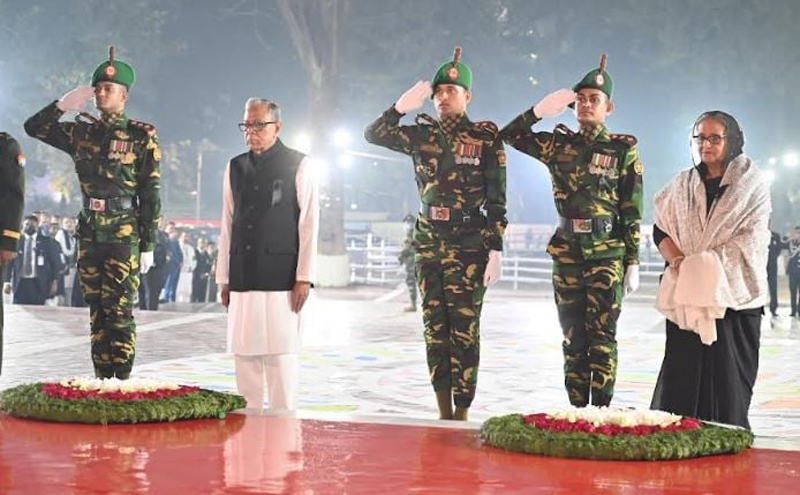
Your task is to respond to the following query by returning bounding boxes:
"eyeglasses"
[238,121,277,132]
[692,135,725,145]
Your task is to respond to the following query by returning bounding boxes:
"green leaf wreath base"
[0,383,247,425]
[480,414,754,461]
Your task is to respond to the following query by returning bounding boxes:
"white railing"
[346,232,665,287]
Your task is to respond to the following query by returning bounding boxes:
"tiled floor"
[2,285,799,450]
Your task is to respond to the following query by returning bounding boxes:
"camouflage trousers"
[78,241,140,379]
[417,247,488,408]
[552,257,624,407]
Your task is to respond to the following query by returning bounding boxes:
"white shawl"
[654,154,771,344]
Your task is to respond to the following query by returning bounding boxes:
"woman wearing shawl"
[650,111,770,429]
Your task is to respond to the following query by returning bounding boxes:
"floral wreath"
[480,407,754,461]
[0,378,246,425]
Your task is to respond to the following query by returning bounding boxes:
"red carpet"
[0,413,797,494]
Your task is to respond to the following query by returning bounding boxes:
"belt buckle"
[430,206,450,221]
[89,198,106,212]
[572,219,592,233]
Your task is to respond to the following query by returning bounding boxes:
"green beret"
[572,53,613,99]
[91,46,135,89]
[431,46,472,95]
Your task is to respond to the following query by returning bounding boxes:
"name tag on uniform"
[37,255,45,266]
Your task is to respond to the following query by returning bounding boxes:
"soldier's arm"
[0,136,25,252]
[23,101,77,154]
[618,145,644,267]
[364,105,423,156]
[136,129,162,253]
[499,108,556,162]
[484,139,509,251]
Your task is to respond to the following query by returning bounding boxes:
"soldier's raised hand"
[533,89,577,119]
[57,86,95,112]
[395,80,432,115]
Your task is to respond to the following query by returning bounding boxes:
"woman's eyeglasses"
[692,135,725,145]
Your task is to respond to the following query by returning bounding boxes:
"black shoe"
[771,312,778,317]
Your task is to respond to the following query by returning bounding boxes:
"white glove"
[140,251,154,274]
[533,89,577,119]
[56,86,95,112]
[624,264,640,295]
[483,250,502,286]
[395,80,432,115]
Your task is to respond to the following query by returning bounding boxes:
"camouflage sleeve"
[364,105,423,155]
[137,129,162,252]
[0,136,25,252]
[23,101,76,154]
[618,145,643,266]
[484,139,508,251]
[499,107,556,162]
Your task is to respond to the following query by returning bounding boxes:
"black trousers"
[14,278,46,305]
[139,268,167,311]
[767,268,778,314]
[651,308,761,429]
[790,272,800,315]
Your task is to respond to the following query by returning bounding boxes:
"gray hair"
[245,98,281,122]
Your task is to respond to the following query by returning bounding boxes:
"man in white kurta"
[216,98,318,411]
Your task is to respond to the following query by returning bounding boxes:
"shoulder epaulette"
[610,133,638,146]
[415,113,437,127]
[554,124,576,137]
[129,119,157,136]
[471,120,499,140]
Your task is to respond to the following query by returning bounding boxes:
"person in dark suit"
[1,132,25,375]
[162,222,183,302]
[138,219,170,310]
[767,229,788,317]
[4,216,63,305]
[788,226,800,318]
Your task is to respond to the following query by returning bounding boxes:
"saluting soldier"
[365,47,507,420]
[24,46,161,380]
[0,132,25,375]
[500,54,643,407]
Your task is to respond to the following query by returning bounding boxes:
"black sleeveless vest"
[228,139,305,291]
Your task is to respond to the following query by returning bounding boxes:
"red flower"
[522,412,704,436]
[41,383,201,402]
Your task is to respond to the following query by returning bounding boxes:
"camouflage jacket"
[0,132,25,252]
[364,105,507,254]
[500,108,642,265]
[24,102,161,252]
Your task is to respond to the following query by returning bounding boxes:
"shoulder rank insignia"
[554,124,576,137]
[471,120,499,141]
[129,119,157,136]
[610,133,638,146]
[415,113,438,127]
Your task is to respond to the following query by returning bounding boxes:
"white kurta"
[216,156,318,356]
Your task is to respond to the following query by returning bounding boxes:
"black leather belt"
[83,196,134,213]
[558,216,615,234]
[420,205,483,224]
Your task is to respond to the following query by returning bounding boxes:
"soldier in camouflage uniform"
[0,132,25,375]
[365,47,507,420]
[398,214,417,312]
[25,47,161,380]
[500,54,643,407]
